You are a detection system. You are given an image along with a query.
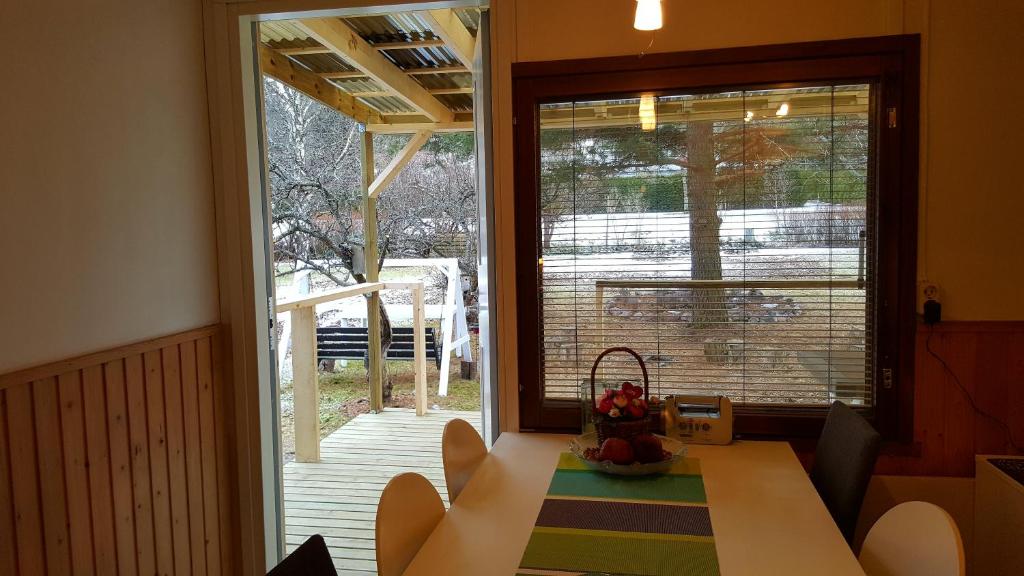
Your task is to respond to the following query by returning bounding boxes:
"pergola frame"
[260,11,483,421]
[261,11,479,135]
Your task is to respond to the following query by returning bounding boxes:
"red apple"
[622,382,642,399]
[598,437,635,465]
[631,433,664,463]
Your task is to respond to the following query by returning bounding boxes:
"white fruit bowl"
[569,432,686,476]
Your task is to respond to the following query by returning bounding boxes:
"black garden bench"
[316,326,442,369]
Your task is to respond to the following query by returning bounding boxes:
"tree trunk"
[686,120,728,328]
[353,271,394,402]
[378,299,393,402]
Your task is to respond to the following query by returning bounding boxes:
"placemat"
[516,453,720,576]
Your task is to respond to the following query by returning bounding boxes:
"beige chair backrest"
[442,418,487,502]
[859,501,965,576]
[375,472,445,576]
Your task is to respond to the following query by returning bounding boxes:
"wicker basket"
[589,347,651,444]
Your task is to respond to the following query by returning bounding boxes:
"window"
[513,37,919,438]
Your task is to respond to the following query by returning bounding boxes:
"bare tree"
[264,79,483,396]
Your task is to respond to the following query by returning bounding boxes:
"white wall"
[0,0,219,373]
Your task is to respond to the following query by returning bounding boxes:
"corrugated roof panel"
[333,78,384,93]
[342,13,435,42]
[260,20,313,43]
[435,93,473,113]
[454,8,480,35]
[288,53,358,75]
[360,95,415,115]
[414,72,472,91]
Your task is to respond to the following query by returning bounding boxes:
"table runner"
[517,453,720,576]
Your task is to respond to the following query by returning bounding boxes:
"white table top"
[402,433,865,576]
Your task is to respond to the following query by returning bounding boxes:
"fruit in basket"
[598,438,635,465]
[631,433,664,463]
[622,381,642,399]
[597,382,650,421]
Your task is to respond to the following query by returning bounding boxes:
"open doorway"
[252,6,493,572]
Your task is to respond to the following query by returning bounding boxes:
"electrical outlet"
[917,281,940,314]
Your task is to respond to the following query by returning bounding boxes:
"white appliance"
[662,395,733,445]
[975,455,1024,576]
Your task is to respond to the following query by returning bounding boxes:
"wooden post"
[412,284,428,416]
[291,306,319,462]
[362,129,384,413]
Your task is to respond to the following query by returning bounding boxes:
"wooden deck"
[283,408,482,575]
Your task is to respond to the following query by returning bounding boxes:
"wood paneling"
[0,326,233,575]
[874,321,1024,476]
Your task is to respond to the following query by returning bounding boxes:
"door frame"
[202,0,497,570]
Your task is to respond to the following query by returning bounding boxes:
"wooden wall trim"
[0,325,234,575]
[791,320,1024,477]
[0,325,221,391]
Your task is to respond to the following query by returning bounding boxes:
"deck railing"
[276,281,428,463]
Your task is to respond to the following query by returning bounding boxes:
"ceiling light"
[634,0,663,31]
[639,94,657,131]
[776,102,790,117]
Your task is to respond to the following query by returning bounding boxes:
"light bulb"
[634,0,663,31]
[776,102,790,117]
[639,94,657,131]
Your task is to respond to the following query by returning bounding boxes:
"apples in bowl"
[570,432,686,476]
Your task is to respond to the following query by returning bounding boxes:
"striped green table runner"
[517,453,721,576]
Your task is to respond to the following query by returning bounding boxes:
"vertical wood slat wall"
[878,322,1024,476]
[0,326,233,575]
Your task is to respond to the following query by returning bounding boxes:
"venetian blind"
[537,85,874,411]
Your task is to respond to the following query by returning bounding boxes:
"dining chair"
[442,418,487,502]
[376,472,446,576]
[859,501,965,576]
[266,534,338,576]
[810,400,881,543]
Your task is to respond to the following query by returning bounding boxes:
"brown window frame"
[512,35,920,441]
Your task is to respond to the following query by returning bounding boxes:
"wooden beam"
[428,87,473,95]
[274,282,386,313]
[349,90,392,98]
[258,45,379,124]
[368,130,433,198]
[372,39,445,50]
[317,70,367,79]
[295,18,455,123]
[276,46,333,56]
[361,131,384,413]
[318,65,469,80]
[411,284,428,416]
[278,38,445,54]
[417,9,475,69]
[406,65,469,75]
[291,307,319,462]
[349,87,472,98]
[366,120,473,134]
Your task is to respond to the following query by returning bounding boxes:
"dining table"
[401,432,866,576]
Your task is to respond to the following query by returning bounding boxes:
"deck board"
[283,408,481,575]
